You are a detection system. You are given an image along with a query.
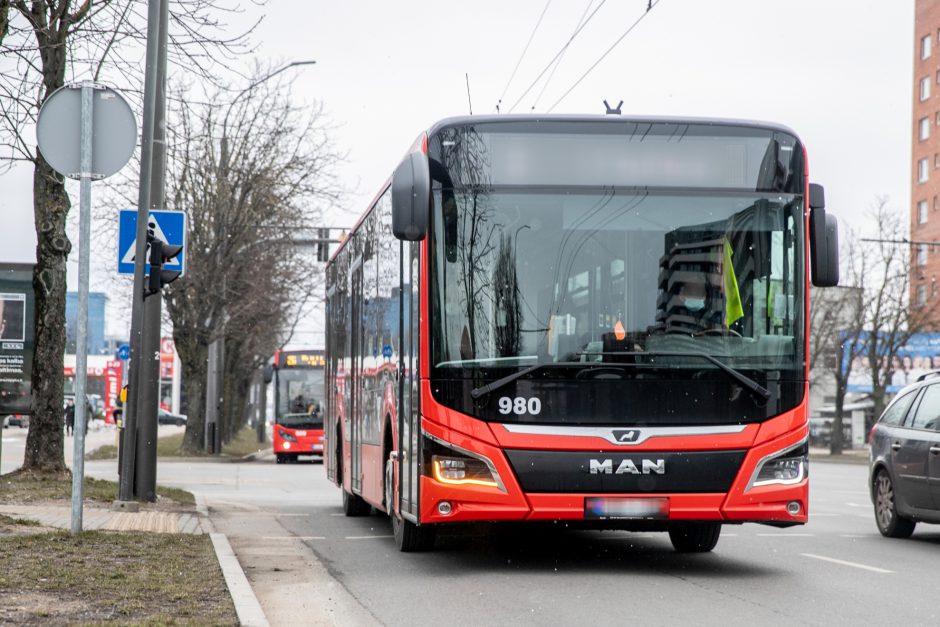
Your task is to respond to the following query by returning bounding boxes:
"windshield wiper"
[470,361,587,399]
[469,351,770,401]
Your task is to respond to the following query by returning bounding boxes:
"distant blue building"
[66,292,108,355]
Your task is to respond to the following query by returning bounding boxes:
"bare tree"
[818,199,940,454]
[162,75,338,454]
[0,1,256,475]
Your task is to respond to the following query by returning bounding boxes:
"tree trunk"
[177,340,207,454]
[22,156,71,475]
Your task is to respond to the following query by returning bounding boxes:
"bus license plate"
[584,497,669,520]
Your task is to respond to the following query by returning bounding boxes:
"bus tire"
[392,512,435,552]
[668,522,721,553]
[276,454,285,464]
[342,489,370,517]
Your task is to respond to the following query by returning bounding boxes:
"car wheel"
[874,469,915,538]
[176,419,185,427]
[668,522,721,553]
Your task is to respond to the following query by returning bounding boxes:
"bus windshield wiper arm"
[576,351,770,401]
[470,351,770,401]
[470,361,587,399]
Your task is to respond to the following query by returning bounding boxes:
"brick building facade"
[911,0,940,305]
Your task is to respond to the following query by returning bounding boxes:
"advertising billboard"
[0,264,35,414]
[844,331,940,394]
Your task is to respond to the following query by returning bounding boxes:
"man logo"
[589,458,666,475]
[611,429,640,444]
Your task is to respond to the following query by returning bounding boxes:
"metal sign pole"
[70,82,94,535]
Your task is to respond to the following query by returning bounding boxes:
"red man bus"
[324,115,839,552]
[271,349,326,464]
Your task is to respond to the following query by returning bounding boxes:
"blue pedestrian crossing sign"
[117,209,186,276]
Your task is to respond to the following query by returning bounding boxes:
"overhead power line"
[496,0,553,113]
[547,0,662,113]
[530,0,596,111]
[508,0,608,113]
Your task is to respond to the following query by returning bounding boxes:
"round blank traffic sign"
[36,83,137,180]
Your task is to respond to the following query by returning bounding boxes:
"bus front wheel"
[668,522,721,553]
[392,511,435,552]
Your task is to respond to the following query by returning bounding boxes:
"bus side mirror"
[809,183,839,287]
[391,151,430,241]
[263,364,274,384]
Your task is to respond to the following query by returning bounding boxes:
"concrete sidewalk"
[0,503,204,533]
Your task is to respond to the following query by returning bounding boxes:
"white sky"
[0,0,917,339]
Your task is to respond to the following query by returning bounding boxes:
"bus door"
[325,285,338,483]
[350,258,364,493]
[398,241,421,521]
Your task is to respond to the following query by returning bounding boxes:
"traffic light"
[145,233,182,296]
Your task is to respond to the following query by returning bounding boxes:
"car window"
[910,384,940,431]
[880,390,918,427]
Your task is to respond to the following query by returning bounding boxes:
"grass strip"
[0,474,194,507]
[0,531,236,625]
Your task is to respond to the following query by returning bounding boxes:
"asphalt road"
[98,453,940,625]
[5,430,938,625]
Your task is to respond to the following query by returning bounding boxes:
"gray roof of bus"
[426,113,801,141]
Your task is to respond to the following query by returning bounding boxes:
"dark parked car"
[3,414,28,429]
[157,409,187,427]
[869,372,940,538]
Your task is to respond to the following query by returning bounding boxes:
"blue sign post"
[117,209,186,275]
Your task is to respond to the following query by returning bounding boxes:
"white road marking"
[345,535,394,540]
[801,553,893,574]
[261,536,325,540]
[839,534,867,539]
[330,513,345,517]
[845,502,863,508]
[756,533,814,537]
[809,512,839,517]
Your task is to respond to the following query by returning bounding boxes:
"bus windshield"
[276,369,325,420]
[428,122,805,425]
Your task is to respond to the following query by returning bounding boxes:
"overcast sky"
[0,0,916,336]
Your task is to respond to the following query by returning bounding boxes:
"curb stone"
[210,532,270,627]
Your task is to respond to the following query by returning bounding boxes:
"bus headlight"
[424,433,505,492]
[432,455,499,488]
[747,439,808,490]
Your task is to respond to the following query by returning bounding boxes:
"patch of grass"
[0,514,40,527]
[155,426,265,460]
[0,531,237,625]
[156,432,187,457]
[0,473,194,507]
[85,443,118,460]
[221,426,267,458]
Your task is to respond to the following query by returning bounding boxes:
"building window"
[922,77,931,101]
[920,158,930,182]
[922,117,931,140]
[936,69,940,84]
[917,284,928,306]
[919,243,929,266]
[924,35,933,59]
[936,111,940,126]
[934,195,938,211]
[920,200,929,224]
